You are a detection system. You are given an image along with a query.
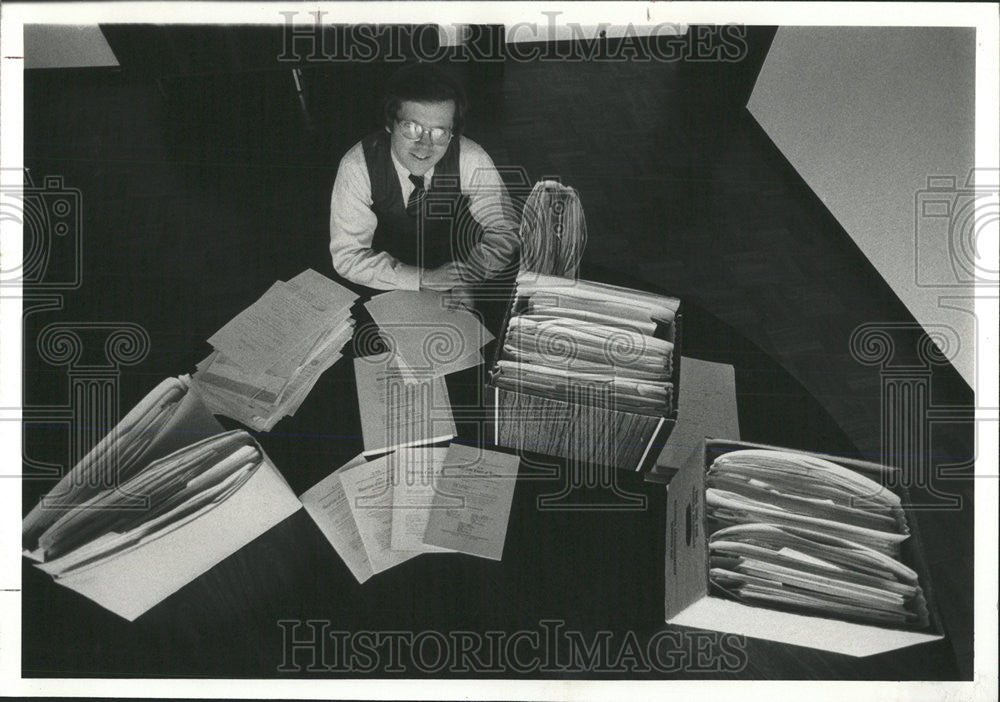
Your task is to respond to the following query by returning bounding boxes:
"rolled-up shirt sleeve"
[458,138,521,283]
[329,144,421,291]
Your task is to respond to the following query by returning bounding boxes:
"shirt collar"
[389,148,434,189]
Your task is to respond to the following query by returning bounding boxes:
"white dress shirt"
[329,135,520,290]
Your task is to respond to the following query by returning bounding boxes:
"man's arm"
[457,138,521,284]
[329,144,422,291]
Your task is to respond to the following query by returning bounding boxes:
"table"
[20,289,962,680]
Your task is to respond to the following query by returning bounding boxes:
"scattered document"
[390,447,453,552]
[303,444,520,582]
[354,352,456,456]
[300,454,375,584]
[364,290,493,380]
[304,451,448,583]
[194,269,357,431]
[338,453,420,573]
[422,443,521,560]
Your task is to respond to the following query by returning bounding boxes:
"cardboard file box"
[27,430,302,621]
[664,438,945,656]
[23,375,225,546]
[487,280,682,472]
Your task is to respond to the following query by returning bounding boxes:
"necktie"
[406,173,425,216]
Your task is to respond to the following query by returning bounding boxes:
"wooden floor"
[20,27,974,680]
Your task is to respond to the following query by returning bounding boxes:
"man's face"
[388,100,456,177]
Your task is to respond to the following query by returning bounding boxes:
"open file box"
[664,438,945,657]
[23,375,225,545]
[486,274,681,472]
[23,377,302,621]
[27,430,301,621]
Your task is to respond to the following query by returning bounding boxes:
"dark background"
[20,24,974,680]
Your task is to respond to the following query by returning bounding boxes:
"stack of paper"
[364,290,493,380]
[193,269,357,431]
[705,449,929,628]
[24,430,302,621]
[301,444,520,583]
[491,272,679,415]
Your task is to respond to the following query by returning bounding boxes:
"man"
[329,62,519,308]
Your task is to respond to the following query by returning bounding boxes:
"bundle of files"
[490,271,679,416]
[22,378,301,621]
[301,444,520,584]
[518,180,587,279]
[23,375,224,548]
[705,449,930,629]
[193,269,357,431]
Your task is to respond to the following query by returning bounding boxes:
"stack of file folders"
[193,269,357,431]
[22,377,302,621]
[488,271,681,471]
[705,448,930,630]
[664,439,943,656]
[518,180,587,279]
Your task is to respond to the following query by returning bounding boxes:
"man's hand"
[419,262,464,292]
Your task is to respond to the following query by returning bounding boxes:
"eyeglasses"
[396,119,453,146]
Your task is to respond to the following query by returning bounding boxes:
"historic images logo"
[277,619,748,675]
[277,13,748,65]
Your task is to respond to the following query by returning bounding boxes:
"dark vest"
[362,131,482,270]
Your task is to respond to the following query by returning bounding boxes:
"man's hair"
[382,63,468,135]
